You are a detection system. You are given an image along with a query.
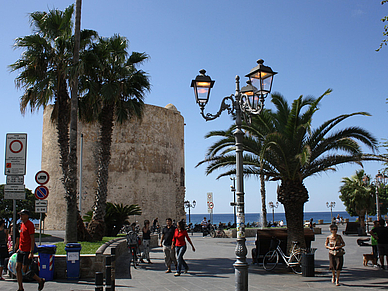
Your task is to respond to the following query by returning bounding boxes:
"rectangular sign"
[4,184,26,200]
[35,200,48,207]
[35,207,47,213]
[4,184,25,192]
[6,175,24,185]
[5,133,27,175]
[35,200,48,213]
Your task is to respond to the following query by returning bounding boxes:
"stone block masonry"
[42,103,186,230]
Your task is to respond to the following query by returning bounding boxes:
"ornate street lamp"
[191,59,276,291]
[326,201,336,223]
[268,201,279,225]
[184,200,196,224]
[375,171,387,220]
[363,171,387,221]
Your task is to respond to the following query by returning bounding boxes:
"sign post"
[4,133,27,252]
[207,192,214,224]
[35,200,48,245]
[34,170,50,245]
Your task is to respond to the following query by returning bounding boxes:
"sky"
[0,1,387,216]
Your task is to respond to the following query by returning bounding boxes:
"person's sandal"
[38,278,45,290]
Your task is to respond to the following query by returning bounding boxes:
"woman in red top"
[172,220,195,276]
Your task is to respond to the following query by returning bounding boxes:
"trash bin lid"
[37,244,57,254]
[65,243,82,248]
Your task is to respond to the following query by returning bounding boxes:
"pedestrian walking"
[172,220,195,276]
[160,218,177,273]
[371,219,388,269]
[325,224,345,286]
[0,218,9,280]
[370,220,379,267]
[141,220,152,264]
[16,209,45,291]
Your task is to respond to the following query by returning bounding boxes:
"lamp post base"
[234,260,248,291]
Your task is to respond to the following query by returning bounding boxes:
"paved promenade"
[2,224,388,290]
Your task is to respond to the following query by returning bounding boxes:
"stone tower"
[42,103,186,230]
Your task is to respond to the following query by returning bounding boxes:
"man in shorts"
[16,209,45,291]
[160,218,177,273]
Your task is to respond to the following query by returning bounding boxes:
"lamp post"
[326,201,336,223]
[184,200,196,224]
[230,177,237,227]
[191,59,276,291]
[375,171,387,220]
[268,201,279,225]
[362,173,371,232]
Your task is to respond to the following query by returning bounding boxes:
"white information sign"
[5,133,27,175]
[67,252,79,262]
[6,175,24,185]
[35,200,48,213]
[4,184,25,200]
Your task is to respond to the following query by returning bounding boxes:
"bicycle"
[263,238,304,274]
[126,227,141,272]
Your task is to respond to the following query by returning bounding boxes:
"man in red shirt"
[16,209,45,291]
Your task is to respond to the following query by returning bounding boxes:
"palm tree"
[197,110,275,227]
[199,89,378,250]
[83,203,142,237]
[9,5,97,242]
[80,35,150,241]
[339,170,374,233]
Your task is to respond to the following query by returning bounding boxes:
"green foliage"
[377,0,388,51]
[339,170,375,217]
[0,185,46,225]
[55,236,117,255]
[83,202,141,236]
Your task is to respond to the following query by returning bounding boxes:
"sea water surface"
[187,211,370,225]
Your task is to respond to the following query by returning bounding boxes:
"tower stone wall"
[42,103,185,230]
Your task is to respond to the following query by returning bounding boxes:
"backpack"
[126,231,138,246]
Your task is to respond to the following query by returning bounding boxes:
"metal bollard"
[105,256,112,291]
[111,248,116,291]
[95,272,103,291]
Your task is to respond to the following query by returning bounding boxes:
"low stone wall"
[53,234,159,279]
[224,228,258,238]
[223,227,322,238]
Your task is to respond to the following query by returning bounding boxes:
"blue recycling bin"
[65,243,82,280]
[37,245,57,281]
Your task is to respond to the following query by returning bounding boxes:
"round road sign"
[35,170,50,185]
[9,140,23,153]
[35,186,49,200]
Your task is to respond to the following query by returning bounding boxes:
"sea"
[187,211,372,226]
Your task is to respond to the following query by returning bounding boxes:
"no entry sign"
[4,133,27,175]
[34,185,49,200]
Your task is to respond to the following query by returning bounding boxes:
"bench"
[252,228,315,263]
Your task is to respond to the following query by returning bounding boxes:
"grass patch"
[54,237,118,255]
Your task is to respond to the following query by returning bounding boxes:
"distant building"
[42,103,186,230]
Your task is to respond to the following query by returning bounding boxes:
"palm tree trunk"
[65,0,82,244]
[278,180,309,252]
[260,172,268,227]
[88,103,114,241]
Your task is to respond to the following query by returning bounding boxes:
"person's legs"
[175,245,187,275]
[0,256,4,279]
[336,270,341,285]
[170,247,177,267]
[378,245,385,268]
[163,245,171,270]
[331,270,335,283]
